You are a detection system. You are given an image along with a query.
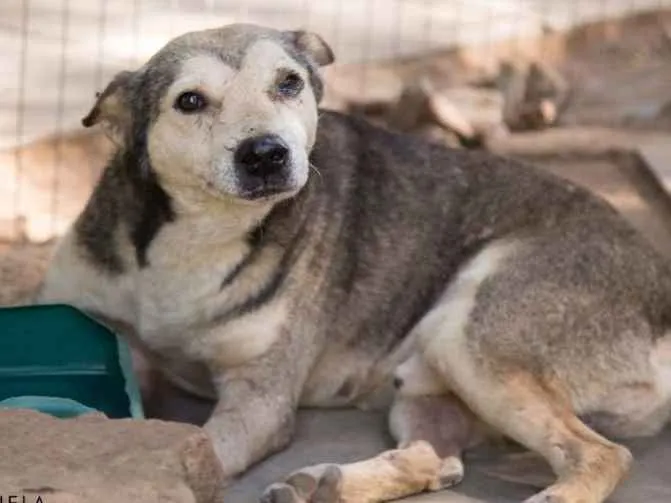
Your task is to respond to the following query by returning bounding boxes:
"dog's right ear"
[286,30,335,67]
[82,71,135,145]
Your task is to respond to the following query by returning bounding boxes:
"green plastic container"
[0,304,143,419]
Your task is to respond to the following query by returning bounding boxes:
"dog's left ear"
[82,70,135,145]
[287,30,335,67]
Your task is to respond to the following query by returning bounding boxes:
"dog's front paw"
[437,455,465,489]
[523,489,566,503]
[261,465,343,503]
[261,483,303,503]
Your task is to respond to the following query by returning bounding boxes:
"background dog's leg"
[261,440,446,503]
[388,394,485,489]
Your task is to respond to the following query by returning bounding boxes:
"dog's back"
[299,112,671,406]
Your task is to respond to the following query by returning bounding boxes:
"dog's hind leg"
[424,348,632,503]
[408,238,645,502]
[388,393,485,489]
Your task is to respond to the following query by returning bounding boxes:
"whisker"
[309,162,323,183]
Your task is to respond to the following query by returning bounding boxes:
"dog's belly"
[301,307,427,409]
[301,346,401,409]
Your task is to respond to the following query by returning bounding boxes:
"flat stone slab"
[0,409,224,503]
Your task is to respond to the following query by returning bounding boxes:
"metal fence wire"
[2,0,671,242]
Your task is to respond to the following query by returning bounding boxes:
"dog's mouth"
[203,177,298,202]
[238,183,297,201]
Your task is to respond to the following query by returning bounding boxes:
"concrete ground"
[224,410,671,503]
[150,379,671,502]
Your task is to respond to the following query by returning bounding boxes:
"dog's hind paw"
[261,465,343,503]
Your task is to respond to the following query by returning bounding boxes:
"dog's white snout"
[234,134,291,177]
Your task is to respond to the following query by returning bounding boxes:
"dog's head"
[82,24,333,206]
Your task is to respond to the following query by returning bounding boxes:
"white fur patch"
[202,297,288,368]
[394,353,446,396]
[135,210,287,364]
[410,240,519,395]
[166,54,237,108]
[420,240,518,350]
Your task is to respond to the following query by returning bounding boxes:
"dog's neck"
[163,184,276,244]
[78,143,314,273]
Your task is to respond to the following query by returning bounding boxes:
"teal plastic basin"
[0,304,143,419]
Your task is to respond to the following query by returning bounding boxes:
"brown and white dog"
[35,23,671,503]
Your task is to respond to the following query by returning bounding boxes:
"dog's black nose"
[235,134,290,176]
[393,377,404,389]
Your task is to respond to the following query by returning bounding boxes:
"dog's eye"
[175,91,207,113]
[276,72,304,98]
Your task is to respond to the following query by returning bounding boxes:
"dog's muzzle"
[234,134,294,199]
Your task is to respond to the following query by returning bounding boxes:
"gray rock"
[0,409,224,503]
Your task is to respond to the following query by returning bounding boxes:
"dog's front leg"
[203,329,316,480]
[261,441,447,503]
[205,373,296,479]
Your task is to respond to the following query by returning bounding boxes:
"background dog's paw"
[263,464,344,503]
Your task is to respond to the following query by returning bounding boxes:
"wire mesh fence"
[2,0,671,242]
